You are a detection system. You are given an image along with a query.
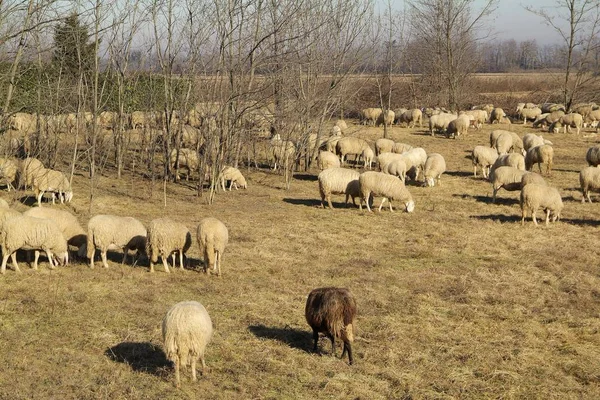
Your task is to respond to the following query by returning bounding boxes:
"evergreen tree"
[53,13,96,78]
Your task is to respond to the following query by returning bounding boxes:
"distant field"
[0,117,599,399]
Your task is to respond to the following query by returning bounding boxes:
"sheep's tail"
[86,227,95,262]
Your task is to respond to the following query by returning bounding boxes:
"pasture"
[1,119,600,399]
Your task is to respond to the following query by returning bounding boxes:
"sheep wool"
[586,146,600,167]
[0,214,68,274]
[317,151,341,171]
[490,166,528,203]
[86,214,147,269]
[424,153,446,187]
[219,166,247,191]
[170,148,199,181]
[375,138,394,155]
[520,184,563,226]
[318,167,360,209]
[472,146,499,178]
[19,157,44,189]
[23,207,86,254]
[32,169,72,206]
[359,171,414,212]
[525,145,554,176]
[197,217,228,276]
[335,137,370,165]
[162,301,213,386]
[147,218,192,273]
[579,166,600,203]
[305,287,357,365]
[0,158,17,191]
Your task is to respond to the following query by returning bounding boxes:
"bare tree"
[527,0,600,109]
[408,0,497,110]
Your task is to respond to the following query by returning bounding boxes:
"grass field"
[1,119,600,399]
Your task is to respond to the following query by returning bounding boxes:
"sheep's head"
[54,251,69,266]
[426,177,435,187]
[405,200,415,213]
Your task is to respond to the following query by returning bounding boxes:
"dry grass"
[1,119,600,399]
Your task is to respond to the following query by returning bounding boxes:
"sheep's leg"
[473,165,477,177]
[521,207,526,225]
[200,356,207,375]
[121,249,129,265]
[532,210,538,226]
[174,357,181,388]
[46,250,55,269]
[10,252,19,273]
[492,187,498,203]
[215,251,221,277]
[378,198,386,212]
[587,191,593,203]
[342,341,354,365]
[179,251,184,270]
[329,334,337,357]
[1,252,10,274]
[312,330,320,353]
[545,209,550,226]
[162,256,170,273]
[32,250,40,270]
[191,357,197,382]
[327,195,334,210]
[101,250,109,268]
[36,191,43,207]
[388,200,393,212]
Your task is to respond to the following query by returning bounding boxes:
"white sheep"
[550,113,583,135]
[463,109,488,129]
[317,151,341,170]
[360,108,383,125]
[492,131,524,155]
[579,166,600,203]
[533,110,565,129]
[358,171,415,212]
[86,214,147,269]
[0,158,17,191]
[490,166,528,202]
[540,103,566,113]
[525,145,554,176]
[586,146,600,167]
[521,172,547,189]
[375,138,394,155]
[18,157,45,189]
[376,110,395,127]
[446,115,470,139]
[335,119,348,132]
[518,107,542,124]
[423,153,446,187]
[490,107,506,124]
[147,218,192,273]
[520,184,563,226]
[397,108,423,128]
[391,142,413,154]
[490,153,525,177]
[382,158,408,182]
[335,137,370,165]
[162,301,213,387]
[170,148,199,181]
[197,217,228,276]
[472,146,499,178]
[429,113,457,136]
[318,167,361,209]
[0,213,68,273]
[400,147,427,181]
[219,166,247,191]
[522,133,552,151]
[361,147,374,169]
[22,207,87,257]
[32,169,72,206]
[377,152,403,172]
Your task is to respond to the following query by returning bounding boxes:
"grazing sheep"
[391,142,413,154]
[86,215,147,269]
[472,103,495,114]
[375,138,394,155]
[525,145,554,176]
[335,137,370,165]
[520,184,563,226]
[219,166,247,191]
[490,108,506,124]
[472,146,499,178]
[464,109,488,129]
[358,171,415,212]
[522,133,552,151]
[550,113,583,135]
[533,110,565,129]
[361,147,374,169]
[376,110,395,127]
[397,108,423,128]
[423,153,446,187]
[360,108,382,125]
[0,213,68,274]
[18,157,45,190]
[518,107,542,124]
[382,158,408,181]
[446,115,470,139]
[377,152,403,172]
[521,172,547,189]
[491,153,525,176]
[584,109,600,128]
[23,207,87,256]
[492,131,524,155]
[318,167,361,209]
[147,218,192,273]
[490,166,528,202]
[269,134,296,171]
[579,166,600,203]
[0,158,17,191]
[305,287,357,365]
[429,113,457,136]
[32,169,72,206]
[400,147,427,181]
[197,217,228,276]
[162,301,213,386]
[170,148,199,181]
[317,151,341,170]
[335,120,348,132]
[324,134,343,154]
[587,146,600,167]
[540,103,566,113]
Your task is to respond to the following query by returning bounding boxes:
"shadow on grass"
[562,218,600,227]
[452,193,518,205]
[283,198,322,207]
[18,195,37,207]
[105,342,170,375]
[444,170,473,178]
[293,173,318,182]
[471,214,521,223]
[248,324,312,352]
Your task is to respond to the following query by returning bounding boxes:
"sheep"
[335,137,370,165]
[522,133,552,151]
[375,138,394,155]
[391,142,413,154]
[520,184,563,226]
[361,147,374,169]
[18,157,45,190]
[550,113,583,135]
[521,172,547,188]
[472,146,499,178]
[147,218,192,273]
[400,147,427,181]
[162,301,213,386]
[86,215,147,269]
[396,108,423,128]
[586,146,600,167]
[324,134,343,153]
[429,113,457,136]
[22,207,87,257]
[533,110,564,129]
[269,134,296,171]
[170,148,199,181]
[518,106,542,124]
[219,166,247,191]
[360,108,382,125]
[335,120,348,132]
[32,169,72,206]
[490,166,528,202]
[463,109,488,129]
[525,144,554,176]
[492,130,524,155]
[423,153,446,187]
[490,107,506,124]
[305,287,357,365]
[317,151,340,170]
[358,171,415,212]
[446,115,470,139]
[382,158,408,181]
[0,158,17,191]
[540,103,566,113]
[9,112,36,132]
[0,198,9,209]
[491,153,525,176]
[377,152,403,172]
[197,217,228,276]
[318,167,361,209]
[498,116,512,124]
[572,103,596,119]
[331,125,342,136]
[584,109,600,128]
[579,166,600,203]
[0,213,68,274]
[376,110,395,127]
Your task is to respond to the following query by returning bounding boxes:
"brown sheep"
[305,287,357,365]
